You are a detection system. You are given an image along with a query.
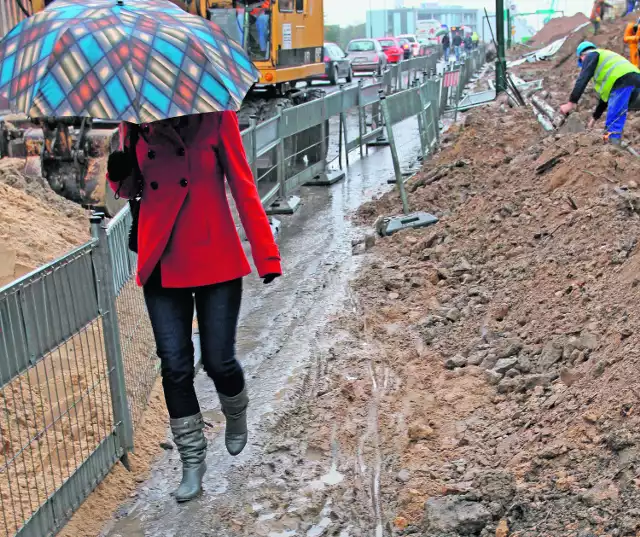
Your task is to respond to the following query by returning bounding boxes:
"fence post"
[357,79,365,159]
[339,84,349,167]
[378,89,409,215]
[249,115,258,182]
[90,213,134,465]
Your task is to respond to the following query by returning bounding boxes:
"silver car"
[345,39,387,75]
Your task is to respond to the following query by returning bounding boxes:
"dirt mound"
[0,159,89,286]
[528,13,590,46]
[345,106,640,533]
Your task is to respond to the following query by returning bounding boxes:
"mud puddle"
[103,117,424,537]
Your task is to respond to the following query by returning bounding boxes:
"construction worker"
[560,41,640,144]
[471,31,479,49]
[590,0,612,34]
[624,19,640,66]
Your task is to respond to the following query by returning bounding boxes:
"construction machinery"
[4,0,327,215]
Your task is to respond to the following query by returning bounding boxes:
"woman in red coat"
[107,111,281,502]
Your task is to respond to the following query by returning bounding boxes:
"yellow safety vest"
[593,48,640,101]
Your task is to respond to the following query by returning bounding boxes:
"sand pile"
[0,158,89,286]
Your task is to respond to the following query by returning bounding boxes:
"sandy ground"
[0,158,90,287]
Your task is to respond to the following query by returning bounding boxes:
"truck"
[416,18,442,46]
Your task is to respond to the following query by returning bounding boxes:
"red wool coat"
[108,112,282,288]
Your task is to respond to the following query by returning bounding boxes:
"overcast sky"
[324,0,597,28]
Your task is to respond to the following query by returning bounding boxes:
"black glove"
[263,273,280,284]
[107,149,134,183]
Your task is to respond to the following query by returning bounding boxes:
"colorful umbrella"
[0,0,259,123]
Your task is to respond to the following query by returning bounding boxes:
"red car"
[376,37,403,64]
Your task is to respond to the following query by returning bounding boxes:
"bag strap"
[128,124,144,200]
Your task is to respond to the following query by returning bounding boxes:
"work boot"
[609,137,622,146]
[219,387,249,456]
[169,413,207,502]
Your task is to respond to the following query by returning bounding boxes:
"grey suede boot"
[169,413,207,502]
[219,387,249,456]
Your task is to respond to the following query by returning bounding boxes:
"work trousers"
[606,85,635,140]
[144,274,245,419]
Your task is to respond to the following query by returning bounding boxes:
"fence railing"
[0,45,485,537]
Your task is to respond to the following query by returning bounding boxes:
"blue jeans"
[443,46,450,60]
[454,46,461,62]
[144,274,245,419]
[606,85,635,140]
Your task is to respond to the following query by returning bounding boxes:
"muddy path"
[102,115,425,537]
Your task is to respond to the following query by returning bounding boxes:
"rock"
[581,480,619,507]
[388,292,400,300]
[159,442,173,450]
[481,353,499,370]
[577,331,598,351]
[493,358,518,375]
[495,338,523,359]
[364,234,376,250]
[515,355,532,373]
[505,368,520,378]
[539,340,564,370]
[446,308,461,322]
[497,378,521,394]
[560,367,583,387]
[452,257,473,274]
[582,411,599,424]
[539,442,568,460]
[423,496,491,534]
[524,373,554,390]
[409,425,435,441]
[592,360,606,378]
[621,327,634,339]
[397,469,411,483]
[445,354,468,370]
[437,267,451,280]
[605,430,634,452]
[467,353,485,366]
[485,369,503,386]
[496,519,509,537]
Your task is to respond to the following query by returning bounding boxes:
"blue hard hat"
[576,41,597,66]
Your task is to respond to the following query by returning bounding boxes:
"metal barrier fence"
[0,45,485,537]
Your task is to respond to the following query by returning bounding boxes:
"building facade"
[365,4,531,42]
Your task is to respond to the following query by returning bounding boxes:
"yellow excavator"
[6,0,325,214]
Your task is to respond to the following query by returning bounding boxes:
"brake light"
[403,44,409,49]
[324,56,330,62]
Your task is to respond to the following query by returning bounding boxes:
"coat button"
[148,150,155,159]
[150,181,158,190]
[177,147,185,156]
[180,178,188,187]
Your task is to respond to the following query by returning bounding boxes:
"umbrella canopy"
[0,0,259,122]
[435,29,448,37]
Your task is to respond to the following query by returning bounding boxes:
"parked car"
[345,39,387,75]
[397,34,421,57]
[396,37,412,60]
[376,37,403,64]
[315,42,352,85]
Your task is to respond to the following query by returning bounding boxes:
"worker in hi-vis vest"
[560,41,640,144]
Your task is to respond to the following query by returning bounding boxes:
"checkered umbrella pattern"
[0,0,259,122]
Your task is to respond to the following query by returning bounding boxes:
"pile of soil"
[527,14,590,47]
[202,104,640,537]
[0,158,89,286]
